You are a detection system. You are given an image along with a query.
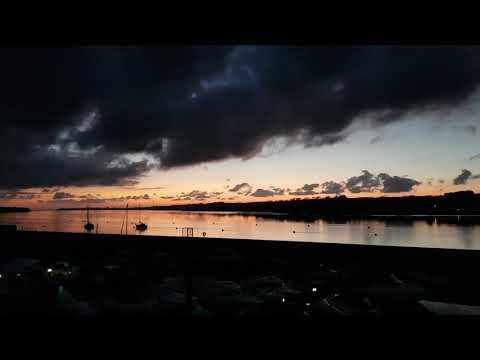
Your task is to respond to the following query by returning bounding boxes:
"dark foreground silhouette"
[1,230,480,317]
[0,207,30,213]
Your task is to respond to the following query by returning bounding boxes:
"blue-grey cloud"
[320,181,345,194]
[452,124,476,135]
[268,187,285,195]
[369,135,383,144]
[289,183,320,196]
[377,173,421,193]
[344,170,421,193]
[345,170,380,193]
[229,182,252,195]
[251,189,275,197]
[453,169,480,185]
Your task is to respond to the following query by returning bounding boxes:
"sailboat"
[135,204,148,232]
[84,206,94,232]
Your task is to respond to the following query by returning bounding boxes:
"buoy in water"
[374,233,378,236]
[293,230,296,234]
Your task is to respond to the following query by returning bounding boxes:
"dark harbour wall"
[0,207,30,213]
[2,230,479,275]
[2,231,480,309]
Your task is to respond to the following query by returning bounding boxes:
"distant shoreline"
[56,190,480,220]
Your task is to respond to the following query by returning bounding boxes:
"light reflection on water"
[0,210,479,250]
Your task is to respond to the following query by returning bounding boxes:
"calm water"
[1,210,480,250]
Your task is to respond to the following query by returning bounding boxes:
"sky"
[1,46,480,209]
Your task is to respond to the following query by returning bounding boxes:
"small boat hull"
[135,223,147,231]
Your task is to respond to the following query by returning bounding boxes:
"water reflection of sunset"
[1,210,480,250]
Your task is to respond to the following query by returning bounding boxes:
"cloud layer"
[229,183,252,195]
[2,46,480,188]
[453,169,480,185]
[289,184,320,196]
[320,181,345,194]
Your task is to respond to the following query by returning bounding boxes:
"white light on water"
[282,298,285,303]
[47,268,53,273]
[312,288,317,292]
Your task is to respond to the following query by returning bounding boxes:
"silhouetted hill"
[0,207,30,213]
[58,191,480,217]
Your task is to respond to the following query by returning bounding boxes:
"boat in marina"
[135,204,148,232]
[84,207,94,232]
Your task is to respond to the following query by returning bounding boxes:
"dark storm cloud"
[453,169,480,185]
[0,142,152,188]
[345,170,380,193]
[53,192,76,199]
[377,173,421,193]
[229,183,252,195]
[289,184,320,196]
[2,46,480,189]
[320,181,345,194]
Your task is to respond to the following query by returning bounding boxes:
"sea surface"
[1,210,480,250]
